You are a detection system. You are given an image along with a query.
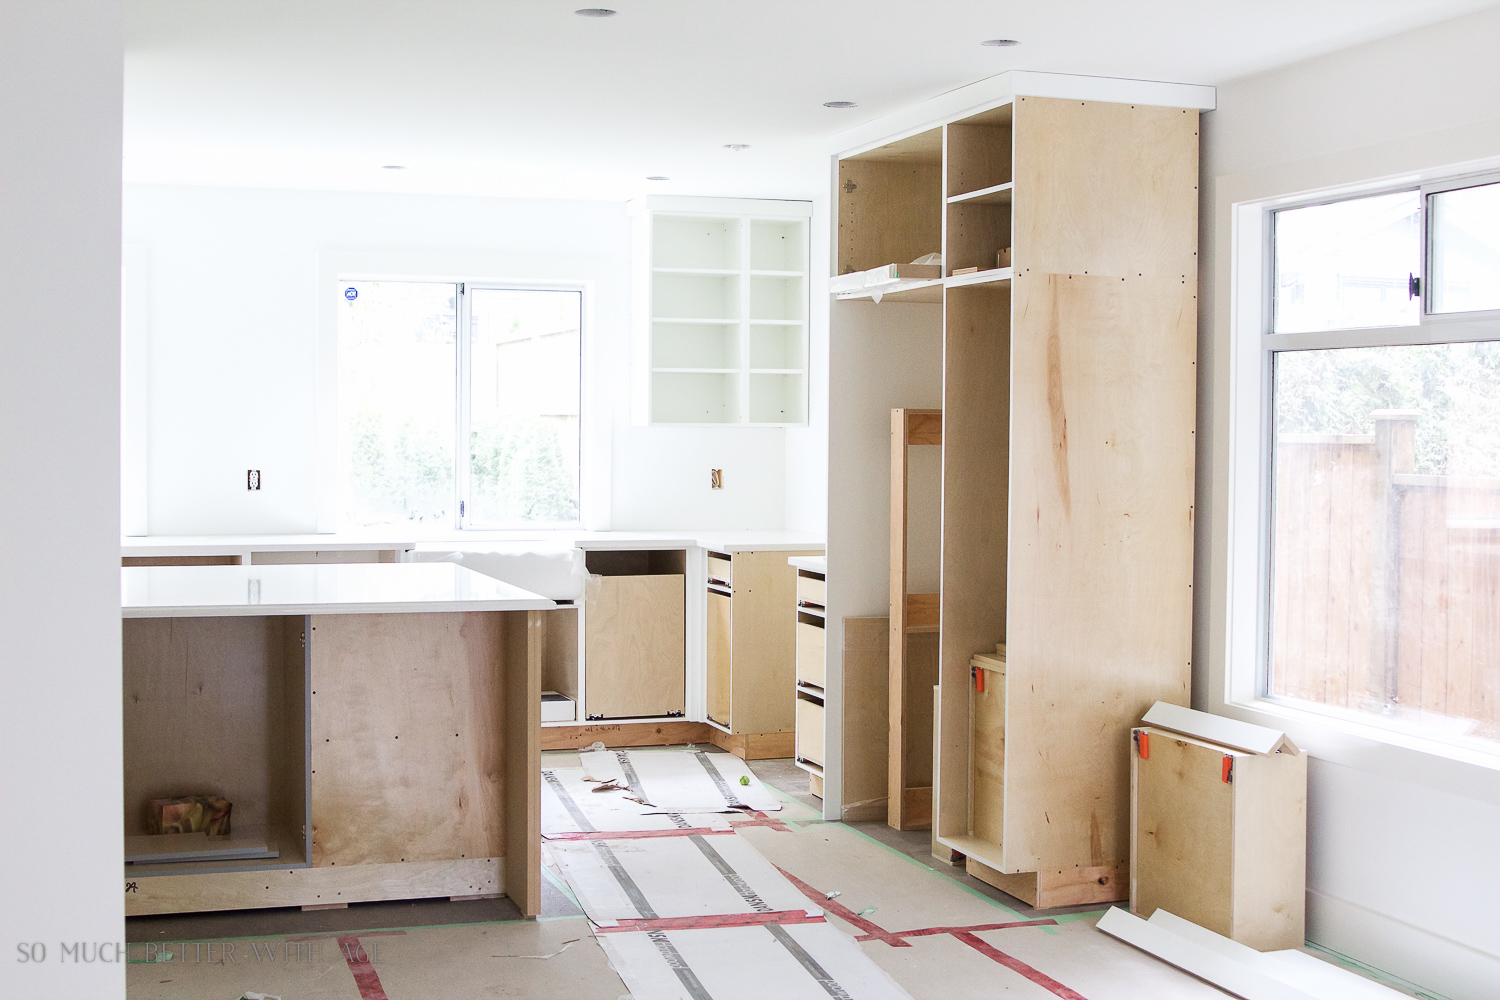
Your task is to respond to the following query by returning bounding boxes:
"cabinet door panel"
[584,575,685,719]
[1133,730,1233,935]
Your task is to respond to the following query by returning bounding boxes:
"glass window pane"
[336,280,456,527]
[1270,342,1500,748]
[1431,181,1500,314]
[466,288,581,526]
[1273,191,1421,333]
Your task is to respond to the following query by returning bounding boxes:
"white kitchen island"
[121,562,553,917]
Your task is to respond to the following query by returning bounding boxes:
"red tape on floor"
[775,865,912,947]
[595,909,828,934]
[952,930,1089,1000]
[337,933,390,1000]
[875,918,1057,940]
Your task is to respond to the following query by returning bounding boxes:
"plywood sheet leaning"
[1002,96,1198,877]
[842,616,889,822]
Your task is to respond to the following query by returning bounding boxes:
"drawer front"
[796,573,826,607]
[796,619,825,688]
[707,554,733,589]
[796,693,825,767]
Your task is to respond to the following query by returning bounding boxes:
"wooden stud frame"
[889,408,942,830]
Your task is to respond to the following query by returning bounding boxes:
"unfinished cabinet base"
[126,857,504,916]
[965,856,1127,908]
[541,720,793,760]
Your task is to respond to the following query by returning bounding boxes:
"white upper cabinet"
[631,197,811,426]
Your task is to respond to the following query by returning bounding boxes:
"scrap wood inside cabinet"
[583,549,687,721]
[889,407,942,830]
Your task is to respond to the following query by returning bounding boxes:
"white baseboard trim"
[1307,888,1500,1000]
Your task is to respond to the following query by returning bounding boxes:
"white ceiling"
[124,0,1496,202]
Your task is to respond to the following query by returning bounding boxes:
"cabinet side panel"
[584,575,686,719]
[504,611,543,917]
[1004,97,1198,872]
[309,612,505,866]
[727,551,807,734]
[1230,752,1308,950]
[1134,731,1234,935]
[707,591,733,726]
[542,606,579,701]
[938,283,1011,843]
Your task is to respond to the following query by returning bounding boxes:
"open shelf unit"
[832,92,1201,906]
[634,198,812,425]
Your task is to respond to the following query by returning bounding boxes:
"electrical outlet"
[247,470,261,491]
[710,469,723,490]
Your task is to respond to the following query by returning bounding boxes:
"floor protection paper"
[542,766,736,837]
[579,747,782,813]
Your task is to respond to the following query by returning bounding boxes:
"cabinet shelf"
[750,269,806,278]
[654,267,740,276]
[834,278,943,304]
[944,267,1013,289]
[653,367,738,374]
[947,182,1013,206]
[652,316,739,325]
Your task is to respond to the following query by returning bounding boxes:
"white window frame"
[316,252,600,534]
[1224,160,1500,782]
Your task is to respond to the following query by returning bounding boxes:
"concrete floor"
[122,751,1420,999]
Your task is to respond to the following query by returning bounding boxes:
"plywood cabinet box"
[705,549,819,741]
[1131,703,1307,951]
[833,80,1210,906]
[582,549,687,721]
[120,562,550,917]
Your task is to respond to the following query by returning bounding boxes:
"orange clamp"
[973,665,986,694]
[1222,755,1233,783]
[1135,730,1149,759]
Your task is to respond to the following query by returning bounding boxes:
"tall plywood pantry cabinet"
[830,78,1207,904]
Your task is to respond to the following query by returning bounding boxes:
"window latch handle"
[1408,273,1421,300]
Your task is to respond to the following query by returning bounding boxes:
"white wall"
[0,3,125,998]
[123,183,797,535]
[1198,8,1500,997]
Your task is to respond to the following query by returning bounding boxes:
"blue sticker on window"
[344,287,358,301]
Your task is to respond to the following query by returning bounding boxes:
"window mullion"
[456,281,471,530]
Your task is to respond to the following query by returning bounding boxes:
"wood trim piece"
[504,611,542,917]
[542,720,709,751]
[126,858,504,916]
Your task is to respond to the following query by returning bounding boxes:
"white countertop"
[788,556,827,574]
[124,530,825,557]
[122,563,555,618]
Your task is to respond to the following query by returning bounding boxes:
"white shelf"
[944,267,1013,289]
[653,367,738,374]
[746,318,805,326]
[653,267,739,276]
[751,368,803,375]
[834,278,943,303]
[947,182,1013,206]
[651,316,739,325]
[750,270,807,278]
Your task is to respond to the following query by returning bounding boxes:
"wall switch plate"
[247,470,261,491]
[710,469,723,489]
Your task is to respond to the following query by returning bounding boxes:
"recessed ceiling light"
[981,38,1020,47]
[723,144,751,152]
[575,8,617,16]
[381,164,407,170]
[646,176,670,181]
[823,101,858,109]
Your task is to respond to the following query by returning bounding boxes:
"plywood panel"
[1132,732,1233,936]
[946,202,1012,274]
[902,630,939,789]
[838,156,943,275]
[971,665,1006,847]
[585,574,685,719]
[503,610,542,917]
[727,550,819,735]
[707,590,733,727]
[1230,751,1307,950]
[542,606,579,701]
[122,616,299,839]
[842,616,890,819]
[796,619,826,687]
[795,694,825,766]
[1011,97,1198,278]
[937,283,1010,844]
[127,857,504,916]
[309,612,506,868]
[946,119,1012,198]
[1003,268,1196,872]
